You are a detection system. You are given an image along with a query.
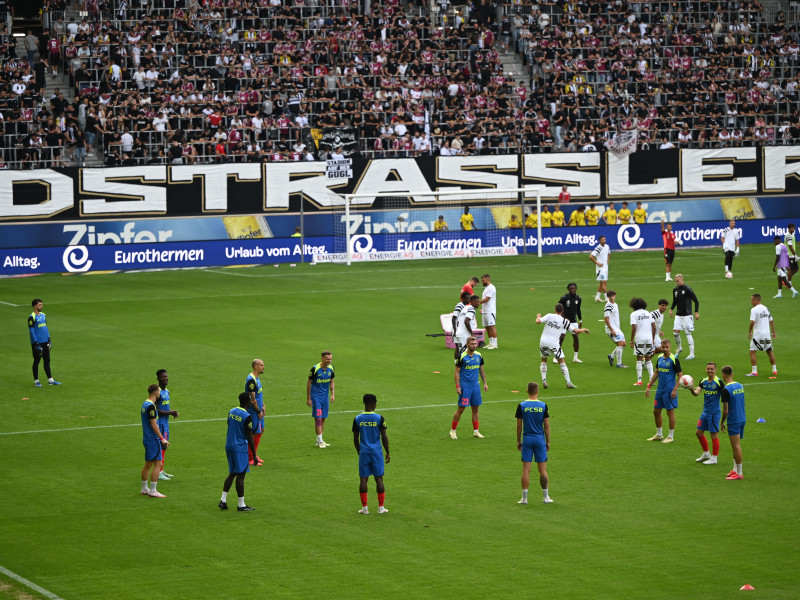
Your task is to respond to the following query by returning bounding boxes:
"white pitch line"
[2,380,796,437]
[0,300,20,306]
[0,565,64,600]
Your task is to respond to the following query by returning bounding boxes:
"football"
[679,374,694,389]
[725,271,733,279]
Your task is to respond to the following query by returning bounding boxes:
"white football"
[679,374,694,389]
[725,272,733,279]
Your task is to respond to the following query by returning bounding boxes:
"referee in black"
[557,283,583,363]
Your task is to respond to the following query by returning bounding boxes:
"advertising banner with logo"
[1,219,792,275]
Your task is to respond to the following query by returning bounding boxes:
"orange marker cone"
[740,584,755,591]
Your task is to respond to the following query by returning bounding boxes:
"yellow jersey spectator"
[525,209,538,228]
[633,202,647,224]
[460,207,475,231]
[434,215,448,231]
[602,203,618,225]
[540,206,552,227]
[618,202,632,224]
[568,206,586,226]
[508,214,522,229]
[551,204,566,227]
[586,204,600,226]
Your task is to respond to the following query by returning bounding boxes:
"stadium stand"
[0,0,797,169]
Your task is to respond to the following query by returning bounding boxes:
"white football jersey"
[591,243,610,268]
[630,308,654,343]
[721,226,741,251]
[481,283,496,315]
[749,304,773,339]
[604,301,621,335]
[456,305,477,338]
[539,313,577,346]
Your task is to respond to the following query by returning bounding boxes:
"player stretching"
[720,366,746,480]
[308,350,335,448]
[669,274,699,360]
[536,304,590,389]
[629,297,656,386]
[353,393,390,514]
[604,291,627,368]
[450,336,488,439]
[773,235,799,298]
[689,362,724,465]
[516,382,553,505]
[747,294,777,377]
[645,339,682,444]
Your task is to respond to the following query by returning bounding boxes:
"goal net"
[326,187,544,264]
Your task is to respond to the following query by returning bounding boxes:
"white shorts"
[777,267,788,278]
[482,312,496,327]
[633,341,655,357]
[596,267,608,282]
[750,337,773,352]
[540,343,564,360]
[653,336,662,349]
[454,334,467,350]
[606,331,625,343]
[673,315,695,332]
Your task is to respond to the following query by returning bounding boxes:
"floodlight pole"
[345,195,352,266]
[537,187,542,258]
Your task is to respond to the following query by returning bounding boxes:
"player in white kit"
[629,297,656,386]
[604,290,627,368]
[536,304,590,389]
[479,273,498,349]
[747,294,777,378]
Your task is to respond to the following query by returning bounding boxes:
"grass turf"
[0,245,798,600]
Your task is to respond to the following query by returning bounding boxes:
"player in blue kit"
[307,350,335,448]
[515,382,553,505]
[141,384,169,498]
[689,362,723,465]
[219,392,258,511]
[245,359,265,465]
[720,366,746,480]
[155,369,179,480]
[27,298,61,387]
[449,336,488,440]
[644,339,682,444]
[353,393,390,514]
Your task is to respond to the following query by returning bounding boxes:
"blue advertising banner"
[1,219,792,275]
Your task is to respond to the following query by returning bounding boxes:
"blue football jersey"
[28,312,50,344]
[699,376,723,415]
[225,406,254,450]
[156,388,171,427]
[656,353,681,394]
[245,374,263,410]
[723,381,746,423]
[457,351,484,388]
[515,400,549,437]
[352,412,386,454]
[308,363,335,403]
[141,400,159,442]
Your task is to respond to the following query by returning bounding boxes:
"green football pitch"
[1,245,798,600]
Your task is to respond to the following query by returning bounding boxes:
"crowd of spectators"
[1,0,800,169]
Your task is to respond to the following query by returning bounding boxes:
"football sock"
[615,346,624,365]
[472,421,479,431]
[699,435,709,452]
[451,420,459,431]
[48,377,55,383]
[542,488,549,500]
[238,496,246,508]
[141,480,148,493]
[491,337,497,346]
[635,361,643,381]
[775,290,782,297]
[559,362,570,382]
[221,491,228,502]
[254,433,262,454]
[540,363,548,381]
[673,333,682,352]
[316,434,323,443]
[360,492,368,507]
[574,352,579,360]
[378,492,385,507]
[521,489,528,502]
[712,438,720,455]
[686,333,694,355]
[34,379,40,385]
[149,481,157,493]
[772,363,777,373]
[736,463,742,476]
[750,366,757,374]
[656,427,663,437]
[668,428,675,438]
[595,293,601,301]
[161,448,166,470]
[646,361,654,378]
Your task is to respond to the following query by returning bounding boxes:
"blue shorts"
[158,421,169,438]
[654,391,677,410]
[358,452,384,478]
[727,421,746,438]
[697,412,721,433]
[226,448,250,474]
[521,436,547,463]
[458,387,482,408]
[311,399,329,419]
[143,439,162,462]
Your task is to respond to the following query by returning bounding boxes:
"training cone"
[740,584,755,591]
[757,418,766,423]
